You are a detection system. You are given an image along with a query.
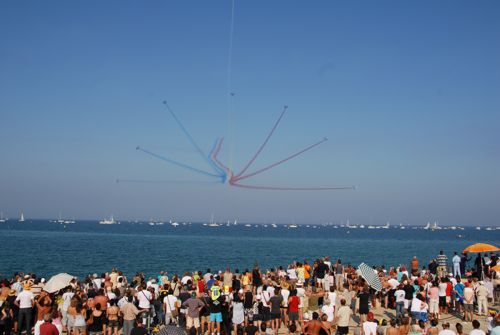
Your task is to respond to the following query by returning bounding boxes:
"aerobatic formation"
[122,101,355,191]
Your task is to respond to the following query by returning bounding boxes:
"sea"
[0,220,498,280]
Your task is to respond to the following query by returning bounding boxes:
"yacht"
[99,215,117,225]
[288,224,298,229]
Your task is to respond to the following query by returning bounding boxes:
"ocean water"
[0,220,498,280]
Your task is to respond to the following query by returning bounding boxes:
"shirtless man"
[386,319,399,335]
[303,312,330,335]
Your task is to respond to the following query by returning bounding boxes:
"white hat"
[297,281,303,286]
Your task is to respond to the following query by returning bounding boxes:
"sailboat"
[99,215,117,225]
[0,211,6,223]
[19,212,25,223]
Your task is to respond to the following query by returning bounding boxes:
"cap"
[41,278,46,283]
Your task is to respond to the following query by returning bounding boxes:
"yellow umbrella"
[491,264,500,272]
[463,243,499,253]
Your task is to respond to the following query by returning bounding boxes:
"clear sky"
[1,1,499,225]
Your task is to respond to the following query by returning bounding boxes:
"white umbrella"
[43,273,75,293]
[358,263,382,292]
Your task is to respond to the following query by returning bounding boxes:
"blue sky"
[1,1,499,225]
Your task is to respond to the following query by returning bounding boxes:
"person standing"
[452,253,461,277]
[460,253,470,277]
[15,284,34,335]
[39,315,59,335]
[476,281,489,316]
[437,251,448,279]
[335,299,352,335]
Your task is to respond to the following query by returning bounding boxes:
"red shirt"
[40,322,59,335]
[446,282,453,297]
[288,296,299,313]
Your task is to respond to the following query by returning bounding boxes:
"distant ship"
[0,211,6,223]
[19,212,25,223]
[99,215,117,225]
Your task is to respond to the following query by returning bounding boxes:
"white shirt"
[181,276,192,285]
[296,287,305,308]
[16,290,34,308]
[438,330,456,335]
[62,292,74,310]
[163,295,178,313]
[452,255,461,265]
[327,291,337,307]
[287,269,297,280]
[362,321,377,335]
[410,298,422,312]
[388,279,400,290]
[395,289,405,302]
[438,283,447,297]
[321,304,334,322]
[281,289,290,307]
[136,290,152,309]
[470,329,486,335]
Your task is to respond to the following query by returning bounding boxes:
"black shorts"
[270,313,280,320]
[261,308,270,321]
[439,296,447,307]
[337,326,349,335]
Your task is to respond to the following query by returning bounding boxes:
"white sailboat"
[0,211,6,223]
[19,212,25,223]
[99,215,117,225]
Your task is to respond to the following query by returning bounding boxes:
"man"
[335,299,352,335]
[303,312,329,335]
[476,281,488,316]
[438,322,456,335]
[208,281,225,335]
[269,288,283,335]
[463,282,474,322]
[470,320,486,335]
[475,254,485,280]
[437,251,448,278]
[394,285,406,319]
[452,252,461,277]
[334,260,344,291]
[39,314,59,335]
[121,296,142,335]
[15,283,34,335]
[130,318,147,335]
[182,292,205,333]
[460,253,470,277]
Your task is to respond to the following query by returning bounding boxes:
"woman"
[68,302,86,335]
[106,300,120,335]
[398,317,410,335]
[87,303,106,335]
[358,287,370,325]
[0,302,14,335]
[231,291,245,335]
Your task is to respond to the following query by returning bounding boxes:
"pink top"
[429,287,439,299]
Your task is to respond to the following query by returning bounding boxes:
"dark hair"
[472,320,480,329]
[455,323,463,334]
[431,319,438,327]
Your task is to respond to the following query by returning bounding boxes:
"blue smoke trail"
[136,146,220,179]
[162,101,225,179]
[208,138,227,183]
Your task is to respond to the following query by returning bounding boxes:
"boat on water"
[0,211,6,223]
[19,212,25,223]
[99,215,117,225]
[288,224,298,229]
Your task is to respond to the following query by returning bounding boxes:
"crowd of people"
[0,251,499,335]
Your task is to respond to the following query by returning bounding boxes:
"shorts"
[187,316,200,328]
[107,320,119,328]
[464,304,473,312]
[261,307,271,321]
[270,313,280,320]
[73,326,86,332]
[429,299,439,314]
[439,296,447,307]
[210,312,222,323]
[337,326,349,335]
[411,312,421,320]
[288,312,298,321]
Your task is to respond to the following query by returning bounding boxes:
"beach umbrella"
[463,243,499,253]
[358,263,382,292]
[43,273,75,293]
